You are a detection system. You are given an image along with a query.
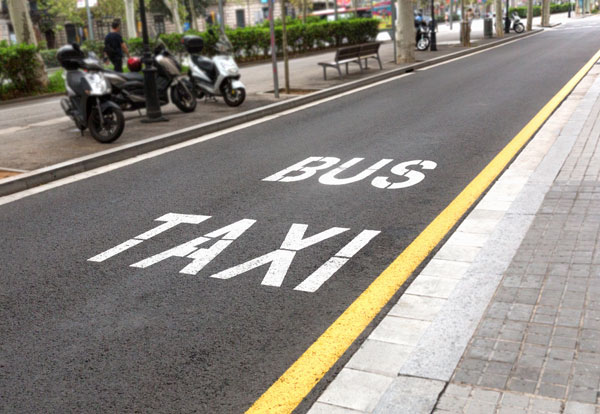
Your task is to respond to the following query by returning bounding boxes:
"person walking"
[104,20,130,72]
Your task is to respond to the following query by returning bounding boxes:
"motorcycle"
[57,44,125,143]
[182,29,246,107]
[415,21,430,51]
[102,40,197,114]
[511,12,525,33]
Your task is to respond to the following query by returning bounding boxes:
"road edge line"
[244,47,600,414]
[0,30,541,198]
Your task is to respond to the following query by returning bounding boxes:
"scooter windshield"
[216,33,234,55]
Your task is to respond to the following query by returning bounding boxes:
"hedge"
[42,18,379,67]
[0,41,47,99]
[509,3,571,18]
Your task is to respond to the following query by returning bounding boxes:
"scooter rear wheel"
[171,79,197,113]
[417,36,430,51]
[88,105,125,143]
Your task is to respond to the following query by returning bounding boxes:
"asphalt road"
[2,20,600,413]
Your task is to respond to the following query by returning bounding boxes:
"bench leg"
[364,58,369,69]
[377,54,383,70]
[337,65,343,79]
[345,62,349,75]
[322,66,327,80]
[357,59,363,73]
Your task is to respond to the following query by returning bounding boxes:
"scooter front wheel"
[514,23,525,33]
[88,104,125,143]
[171,79,197,113]
[221,82,246,107]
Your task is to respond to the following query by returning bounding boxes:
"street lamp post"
[430,0,437,51]
[504,0,510,33]
[138,0,167,122]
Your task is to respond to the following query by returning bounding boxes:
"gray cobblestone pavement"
[435,69,600,414]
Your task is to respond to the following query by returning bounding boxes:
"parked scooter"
[102,39,197,113]
[182,29,246,107]
[415,21,430,51]
[57,44,125,143]
[511,12,525,33]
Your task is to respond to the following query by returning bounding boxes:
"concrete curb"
[0,29,542,198]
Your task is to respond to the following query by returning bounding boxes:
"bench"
[317,42,382,80]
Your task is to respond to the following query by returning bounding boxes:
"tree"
[6,0,49,88]
[494,0,503,37]
[526,0,532,31]
[280,0,290,93]
[396,0,415,63]
[541,0,550,26]
[124,0,137,38]
[162,0,182,32]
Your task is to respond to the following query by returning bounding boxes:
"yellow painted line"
[247,48,600,414]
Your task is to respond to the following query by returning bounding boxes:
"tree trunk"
[460,0,469,46]
[163,0,183,33]
[526,0,532,31]
[396,0,414,63]
[302,0,307,23]
[280,0,290,93]
[494,0,503,37]
[541,0,550,25]
[124,0,137,38]
[7,0,48,88]
[190,0,199,30]
[7,0,36,45]
[396,0,415,63]
[246,0,251,27]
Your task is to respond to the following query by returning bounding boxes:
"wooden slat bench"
[317,42,383,80]
[317,45,362,80]
[359,42,383,70]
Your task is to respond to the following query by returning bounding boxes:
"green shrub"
[510,3,570,18]
[0,43,46,99]
[40,48,59,68]
[46,70,65,93]
[81,39,105,57]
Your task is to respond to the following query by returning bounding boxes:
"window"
[262,7,269,18]
[235,9,245,28]
[96,20,111,39]
[154,15,166,34]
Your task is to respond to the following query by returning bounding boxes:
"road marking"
[89,215,379,291]
[88,213,210,262]
[245,47,600,414]
[263,157,437,188]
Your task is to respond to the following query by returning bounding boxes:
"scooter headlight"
[86,72,111,95]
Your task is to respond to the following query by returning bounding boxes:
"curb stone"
[0,29,542,198]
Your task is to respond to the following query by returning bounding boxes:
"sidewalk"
[434,71,600,412]
[307,35,600,414]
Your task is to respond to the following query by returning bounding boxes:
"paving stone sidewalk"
[434,70,600,414]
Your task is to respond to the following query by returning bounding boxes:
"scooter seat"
[105,69,144,82]
[121,72,144,82]
[192,55,217,82]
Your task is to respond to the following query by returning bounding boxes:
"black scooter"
[57,44,125,143]
[102,40,196,114]
[416,21,430,51]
